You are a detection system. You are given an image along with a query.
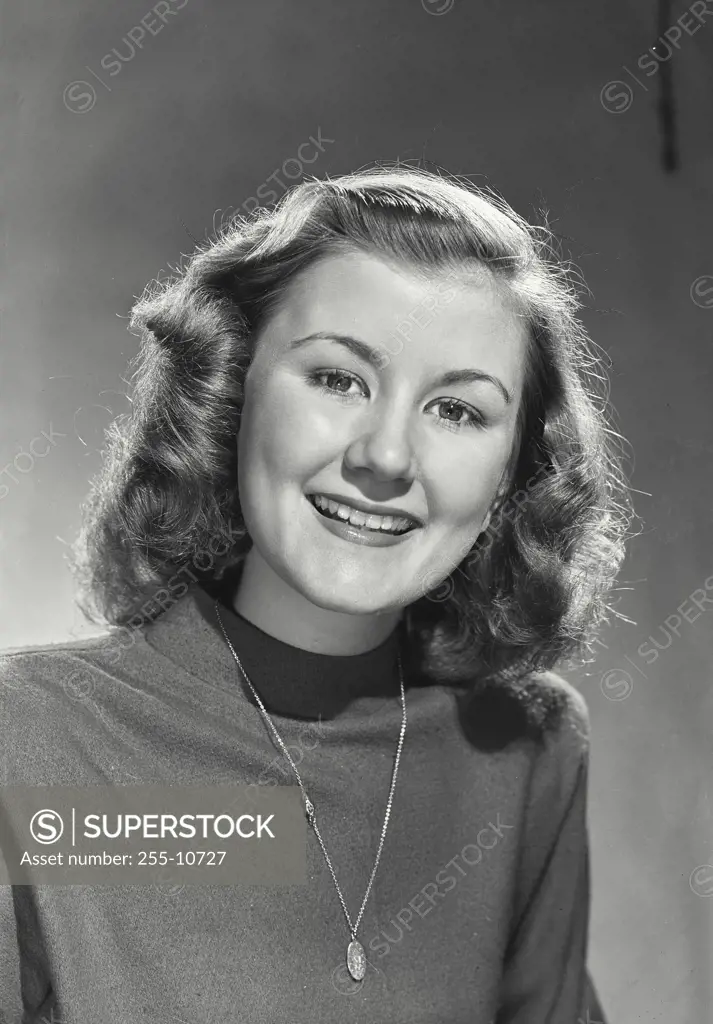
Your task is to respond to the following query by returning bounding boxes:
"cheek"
[239,379,337,484]
[424,446,509,527]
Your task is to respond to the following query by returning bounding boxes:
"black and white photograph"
[1,2,712,1021]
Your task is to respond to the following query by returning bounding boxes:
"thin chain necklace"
[214,600,407,982]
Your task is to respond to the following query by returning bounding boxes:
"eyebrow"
[289,331,513,405]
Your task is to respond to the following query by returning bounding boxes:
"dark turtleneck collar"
[145,582,404,721]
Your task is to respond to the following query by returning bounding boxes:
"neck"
[232,549,402,655]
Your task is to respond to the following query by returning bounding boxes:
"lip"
[305,496,419,548]
[306,491,425,528]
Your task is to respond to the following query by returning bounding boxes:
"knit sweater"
[0,584,607,1023]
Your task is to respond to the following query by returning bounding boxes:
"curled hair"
[73,164,634,730]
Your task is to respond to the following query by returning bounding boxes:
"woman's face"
[237,248,527,616]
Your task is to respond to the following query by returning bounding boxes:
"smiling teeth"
[310,495,414,533]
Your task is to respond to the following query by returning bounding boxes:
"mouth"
[306,493,421,536]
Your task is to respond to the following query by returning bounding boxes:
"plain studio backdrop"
[1,0,712,1019]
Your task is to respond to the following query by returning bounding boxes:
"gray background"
[1,0,712,1018]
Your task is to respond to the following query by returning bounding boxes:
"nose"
[343,403,417,483]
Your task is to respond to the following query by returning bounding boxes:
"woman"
[0,166,630,1022]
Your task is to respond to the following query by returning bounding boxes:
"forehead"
[258,249,528,384]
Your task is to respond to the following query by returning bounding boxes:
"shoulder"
[0,631,152,783]
[530,668,590,751]
[463,666,591,819]
[502,674,594,938]
[0,623,162,712]
[0,631,137,695]
[521,669,592,815]
[456,664,590,761]
[0,632,117,711]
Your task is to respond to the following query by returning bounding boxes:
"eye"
[427,398,485,431]
[308,369,368,400]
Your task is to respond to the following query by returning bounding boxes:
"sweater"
[0,584,608,1024]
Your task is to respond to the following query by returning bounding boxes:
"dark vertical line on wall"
[657,0,678,172]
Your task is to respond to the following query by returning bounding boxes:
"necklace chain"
[214,600,407,945]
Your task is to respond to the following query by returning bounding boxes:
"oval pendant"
[346,939,366,981]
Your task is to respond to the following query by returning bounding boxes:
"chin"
[296,573,411,617]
